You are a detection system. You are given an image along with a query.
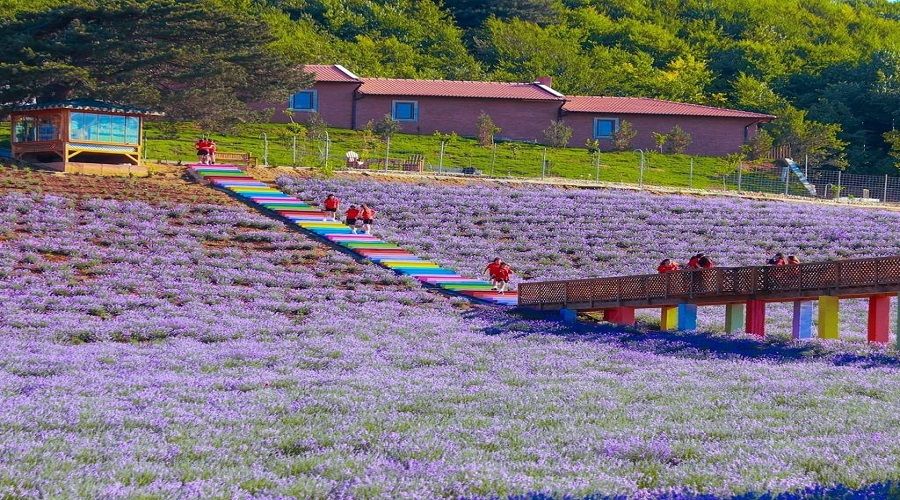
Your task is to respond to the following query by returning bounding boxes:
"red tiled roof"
[563,96,775,120]
[304,64,360,83]
[357,78,565,101]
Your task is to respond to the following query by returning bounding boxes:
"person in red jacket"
[484,258,504,289]
[344,205,361,233]
[657,259,679,273]
[360,204,376,234]
[494,263,513,294]
[195,138,212,165]
[322,194,340,221]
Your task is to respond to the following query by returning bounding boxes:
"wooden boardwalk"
[518,256,900,344]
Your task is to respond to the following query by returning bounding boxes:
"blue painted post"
[560,308,577,325]
[791,301,813,340]
[677,303,698,330]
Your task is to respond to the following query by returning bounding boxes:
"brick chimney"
[535,76,553,87]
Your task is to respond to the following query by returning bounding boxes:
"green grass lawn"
[2,120,734,188]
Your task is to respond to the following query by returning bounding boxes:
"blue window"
[392,101,418,121]
[69,113,140,144]
[290,90,317,111]
[593,118,618,139]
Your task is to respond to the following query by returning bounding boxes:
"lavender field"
[0,182,899,498]
[280,176,900,342]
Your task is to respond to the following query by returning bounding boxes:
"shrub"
[666,125,692,153]
[476,112,500,147]
[542,120,573,148]
[612,120,636,150]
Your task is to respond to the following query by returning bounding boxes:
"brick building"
[273,65,775,156]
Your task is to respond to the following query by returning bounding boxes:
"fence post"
[689,157,694,188]
[884,174,889,203]
[784,169,790,196]
[837,170,842,199]
[541,147,546,180]
[491,143,497,177]
[438,140,445,174]
[737,162,742,193]
[384,136,390,171]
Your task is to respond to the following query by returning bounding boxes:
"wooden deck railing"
[518,256,900,310]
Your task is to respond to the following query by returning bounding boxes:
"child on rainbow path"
[344,204,361,234]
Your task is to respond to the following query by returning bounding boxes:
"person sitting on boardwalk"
[360,204,376,234]
[686,253,703,269]
[344,204,361,234]
[698,255,714,269]
[767,252,786,266]
[195,137,212,165]
[323,194,340,221]
[494,263,513,294]
[657,259,680,273]
[484,258,504,289]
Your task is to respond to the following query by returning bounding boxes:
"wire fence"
[256,135,900,206]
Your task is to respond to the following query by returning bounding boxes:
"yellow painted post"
[818,295,840,340]
[660,306,678,331]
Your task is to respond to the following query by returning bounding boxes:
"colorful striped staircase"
[188,164,518,306]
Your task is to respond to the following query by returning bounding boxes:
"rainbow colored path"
[189,164,518,306]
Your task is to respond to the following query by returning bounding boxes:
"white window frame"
[592,117,619,139]
[289,90,318,112]
[391,100,418,122]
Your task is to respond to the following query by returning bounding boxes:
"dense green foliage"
[2,0,899,172]
[0,0,311,128]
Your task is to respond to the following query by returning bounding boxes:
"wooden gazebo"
[9,99,163,176]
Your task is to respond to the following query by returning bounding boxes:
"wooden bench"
[216,151,257,167]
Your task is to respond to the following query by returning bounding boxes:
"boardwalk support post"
[560,308,578,325]
[660,306,678,331]
[604,307,636,326]
[791,301,814,340]
[867,295,891,344]
[725,303,745,333]
[745,300,766,337]
[818,296,840,339]
[676,303,697,331]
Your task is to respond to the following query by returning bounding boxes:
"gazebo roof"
[9,99,164,116]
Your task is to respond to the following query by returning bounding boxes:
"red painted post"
[604,307,636,326]
[745,299,766,337]
[867,295,892,344]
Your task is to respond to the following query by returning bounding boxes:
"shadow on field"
[512,478,899,499]
[475,308,900,369]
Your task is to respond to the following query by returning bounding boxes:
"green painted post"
[725,303,745,333]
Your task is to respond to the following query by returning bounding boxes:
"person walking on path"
[360,204,376,235]
[494,263,513,294]
[344,205,361,234]
[195,137,212,165]
[323,194,340,221]
[484,258,504,289]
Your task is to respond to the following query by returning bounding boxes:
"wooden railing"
[518,256,900,310]
[215,151,257,167]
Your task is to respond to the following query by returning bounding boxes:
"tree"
[0,1,311,129]
[543,120,573,148]
[884,130,900,172]
[476,112,500,147]
[444,0,559,29]
[652,132,668,153]
[665,125,692,154]
[372,115,400,141]
[741,129,774,161]
[612,120,636,151]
